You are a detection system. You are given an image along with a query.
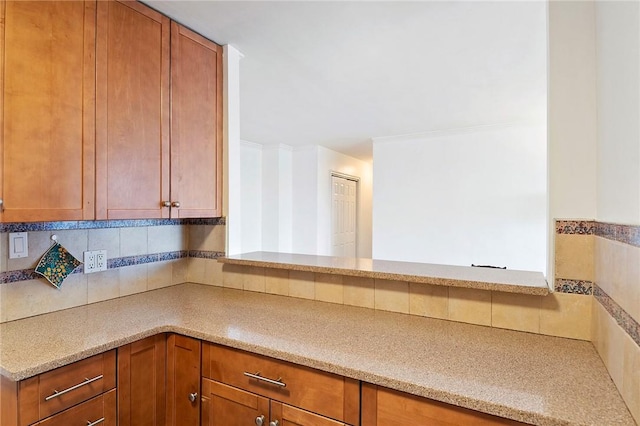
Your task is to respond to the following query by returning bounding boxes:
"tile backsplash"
[0,219,225,322]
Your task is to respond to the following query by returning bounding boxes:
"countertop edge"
[2,323,559,426]
[219,256,550,296]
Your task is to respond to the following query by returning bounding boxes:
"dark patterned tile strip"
[554,278,593,295]
[0,250,195,284]
[595,222,640,248]
[189,250,226,259]
[0,217,226,233]
[594,284,640,347]
[555,220,596,235]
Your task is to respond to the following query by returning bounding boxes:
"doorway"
[331,173,358,257]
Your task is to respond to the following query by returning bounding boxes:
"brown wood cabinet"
[0,0,96,222]
[34,389,116,426]
[95,1,223,220]
[0,350,116,426]
[95,0,171,220]
[170,22,223,218]
[117,334,167,426]
[202,343,360,425]
[361,384,525,426]
[167,334,201,426]
[201,378,349,426]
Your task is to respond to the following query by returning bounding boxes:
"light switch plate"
[9,232,28,259]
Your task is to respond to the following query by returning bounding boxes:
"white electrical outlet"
[84,250,107,274]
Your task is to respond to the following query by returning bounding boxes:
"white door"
[331,175,357,257]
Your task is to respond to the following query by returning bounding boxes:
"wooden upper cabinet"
[170,22,223,218]
[95,0,170,220]
[0,0,96,222]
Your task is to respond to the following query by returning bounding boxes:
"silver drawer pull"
[44,374,104,401]
[87,418,105,426]
[243,371,286,388]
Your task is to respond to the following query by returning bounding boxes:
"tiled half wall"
[0,219,225,322]
[556,220,639,424]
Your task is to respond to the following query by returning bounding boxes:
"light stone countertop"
[0,284,633,425]
[220,252,550,295]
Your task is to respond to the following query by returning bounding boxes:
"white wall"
[291,146,318,254]
[240,141,263,252]
[595,1,640,225]
[224,45,244,255]
[262,144,293,252]
[316,146,373,257]
[372,124,547,272]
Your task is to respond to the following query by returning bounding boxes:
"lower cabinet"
[201,378,348,426]
[167,334,201,426]
[34,389,116,426]
[361,384,526,426]
[117,334,167,426]
[201,343,360,426]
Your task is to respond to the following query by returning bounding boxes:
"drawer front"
[36,388,116,426]
[19,350,116,425]
[202,343,352,423]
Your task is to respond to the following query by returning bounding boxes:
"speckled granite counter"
[0,284,633,425]
[220,252,550,295]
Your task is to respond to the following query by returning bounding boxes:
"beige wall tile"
[623,333,640,424]
[204,259,223,286]
[7,231,51,271]
[88,228,120,257]
[1,276,88,322]
[595,237,613,295]
[119,264,148,296]
[315,273,343,304]
[343,276,374,309]
[187,257,207,284]
[223,264,244,289]
[88,269,120,303]
[289,270,315,300]
[555,233,594,281]
[540,292,591,340]
[120,227,148,257]
[448,287,491,326]
[148,225,187,253]
[189,225,225,252]
[148,261,173,290]
[243,266,266,293]
[591,300,608,362]
[409,283,448,320]
[265,269,289,296]
[0,233,8,272]
[375,280,409,313]
[491,292,541,333]
[171,258,189,285]
[623,244,640,324]
[53,230,88,262]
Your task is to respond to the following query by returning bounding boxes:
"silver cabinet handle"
[162,201,171,207]
[269,421,279,426]
[188,392,198,403]
[45,375,103,401]
[87,418,104,426]
[171,201,180,208]
[255,415,265,426]
[243,371,286,388]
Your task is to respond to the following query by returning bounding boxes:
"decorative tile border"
[595,222,640,247]
[555,220,596,235]
[554,278,593,295]
[0,217,225,233]
[594,284,640,347]
[0,250,224,284]
[189,250,226,259]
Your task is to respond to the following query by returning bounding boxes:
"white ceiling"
[146,1,547,161]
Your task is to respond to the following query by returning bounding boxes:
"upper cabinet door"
[96,0,170,220]
[1,0,96,222]
[170,22,223,218]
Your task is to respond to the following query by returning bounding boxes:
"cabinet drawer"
[19,350,116,425]
[202,343,359,424]
[36,388,116,426]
